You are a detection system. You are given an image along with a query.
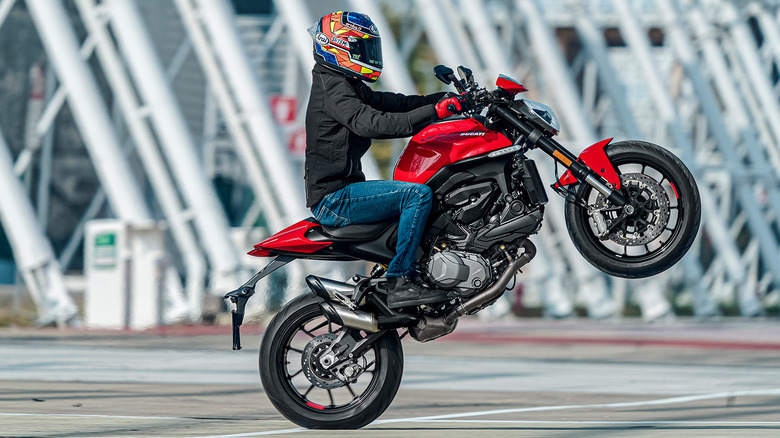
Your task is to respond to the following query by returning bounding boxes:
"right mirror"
[457,66,473,85]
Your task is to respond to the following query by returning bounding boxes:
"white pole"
[720,1,780,162]
[36,65,56,230]
[439,0,484,82]
[272,0,315,75]
[107,0,242,290]
[414,0,469,71]
[0,126,77,325]
[575,0,717,316]
[572,5,644,138]
[461,0,514,77]
[26,0,191,322]
[0,0,16,31]
[511,1,615,318]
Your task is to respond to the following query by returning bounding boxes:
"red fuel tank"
[393,118,512,184]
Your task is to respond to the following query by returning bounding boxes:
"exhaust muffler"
[320,302,379,332]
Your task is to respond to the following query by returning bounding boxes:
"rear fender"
[554,138,620,189]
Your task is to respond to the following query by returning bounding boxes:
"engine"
[426,250,492,296]
[423,153,547,294]
[428,156,546,254]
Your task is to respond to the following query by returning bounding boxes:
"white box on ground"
[85,220,166,329]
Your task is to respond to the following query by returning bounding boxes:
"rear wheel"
[565,141,700,278]
[259,294,403,429]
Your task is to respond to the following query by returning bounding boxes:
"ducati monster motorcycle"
[224,65,701,429]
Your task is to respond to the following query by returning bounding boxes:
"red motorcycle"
[224,65,701,429]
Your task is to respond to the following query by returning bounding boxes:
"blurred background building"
[0,0,778,327]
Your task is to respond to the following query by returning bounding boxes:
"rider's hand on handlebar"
[435,93,471,118]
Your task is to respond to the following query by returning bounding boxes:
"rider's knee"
[415,184,433,204]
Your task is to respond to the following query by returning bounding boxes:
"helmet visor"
[351,37,383,70]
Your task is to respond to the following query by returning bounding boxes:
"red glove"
[435,94,470,118]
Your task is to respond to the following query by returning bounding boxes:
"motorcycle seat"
[318,219,395,240]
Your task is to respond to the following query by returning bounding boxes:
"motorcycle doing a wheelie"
[223,65,701,429]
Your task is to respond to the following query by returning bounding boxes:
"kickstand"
[223,286,255,350]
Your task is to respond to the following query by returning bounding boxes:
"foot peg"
[223,286,255,350]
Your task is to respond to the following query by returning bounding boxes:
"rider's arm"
[358,84,447,113]
[322,76,439,139]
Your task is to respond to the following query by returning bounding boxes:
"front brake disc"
[595,173,670,246]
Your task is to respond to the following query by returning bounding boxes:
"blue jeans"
[312,181,433,277]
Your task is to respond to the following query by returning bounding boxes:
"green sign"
[93,232,117,269]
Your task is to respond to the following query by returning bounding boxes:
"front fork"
[543,141,628,207]
[493,106,628,207]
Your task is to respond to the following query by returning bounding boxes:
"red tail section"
[249,219,332,257]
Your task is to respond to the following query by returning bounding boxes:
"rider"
[305,11,469,308]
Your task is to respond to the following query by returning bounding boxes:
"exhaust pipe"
[306,275,354,300]
[311,275,419,333]
[412,240,536,343]
[320,302,379,332]
[445,240,536,323]
[320,301,420,333]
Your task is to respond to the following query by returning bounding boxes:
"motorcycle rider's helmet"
[308,11,382,82]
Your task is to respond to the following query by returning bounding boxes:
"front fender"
[554,138,621,189]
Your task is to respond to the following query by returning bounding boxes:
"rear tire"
[565,141,701,278]
[259,293,403,429]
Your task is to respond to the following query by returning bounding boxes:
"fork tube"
[493,106,628,206]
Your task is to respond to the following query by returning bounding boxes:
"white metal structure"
[73,0,207,319]
[190,0,309,222]
[0,126,77,325]
[3,0,779,324]
[107,0,243,293]
[23,0,191,324]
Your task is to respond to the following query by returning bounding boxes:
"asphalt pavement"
[1,317,780,437]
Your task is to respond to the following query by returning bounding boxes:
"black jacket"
[304,63,445,207]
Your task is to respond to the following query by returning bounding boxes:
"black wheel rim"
[578,158,687,262]
[279,311,381,413]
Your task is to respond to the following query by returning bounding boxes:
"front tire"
[259,293,403,429]
[565,141,701,278]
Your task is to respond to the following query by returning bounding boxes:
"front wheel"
[259,293,403,429]
[565,141,701,278]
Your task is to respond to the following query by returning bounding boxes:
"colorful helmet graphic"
[308,11,382,82]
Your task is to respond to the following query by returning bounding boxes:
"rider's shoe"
[380,276,449,309]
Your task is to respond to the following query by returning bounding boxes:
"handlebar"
[435,64,628,207]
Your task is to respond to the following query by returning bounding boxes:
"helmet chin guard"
[309,11,383,83]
